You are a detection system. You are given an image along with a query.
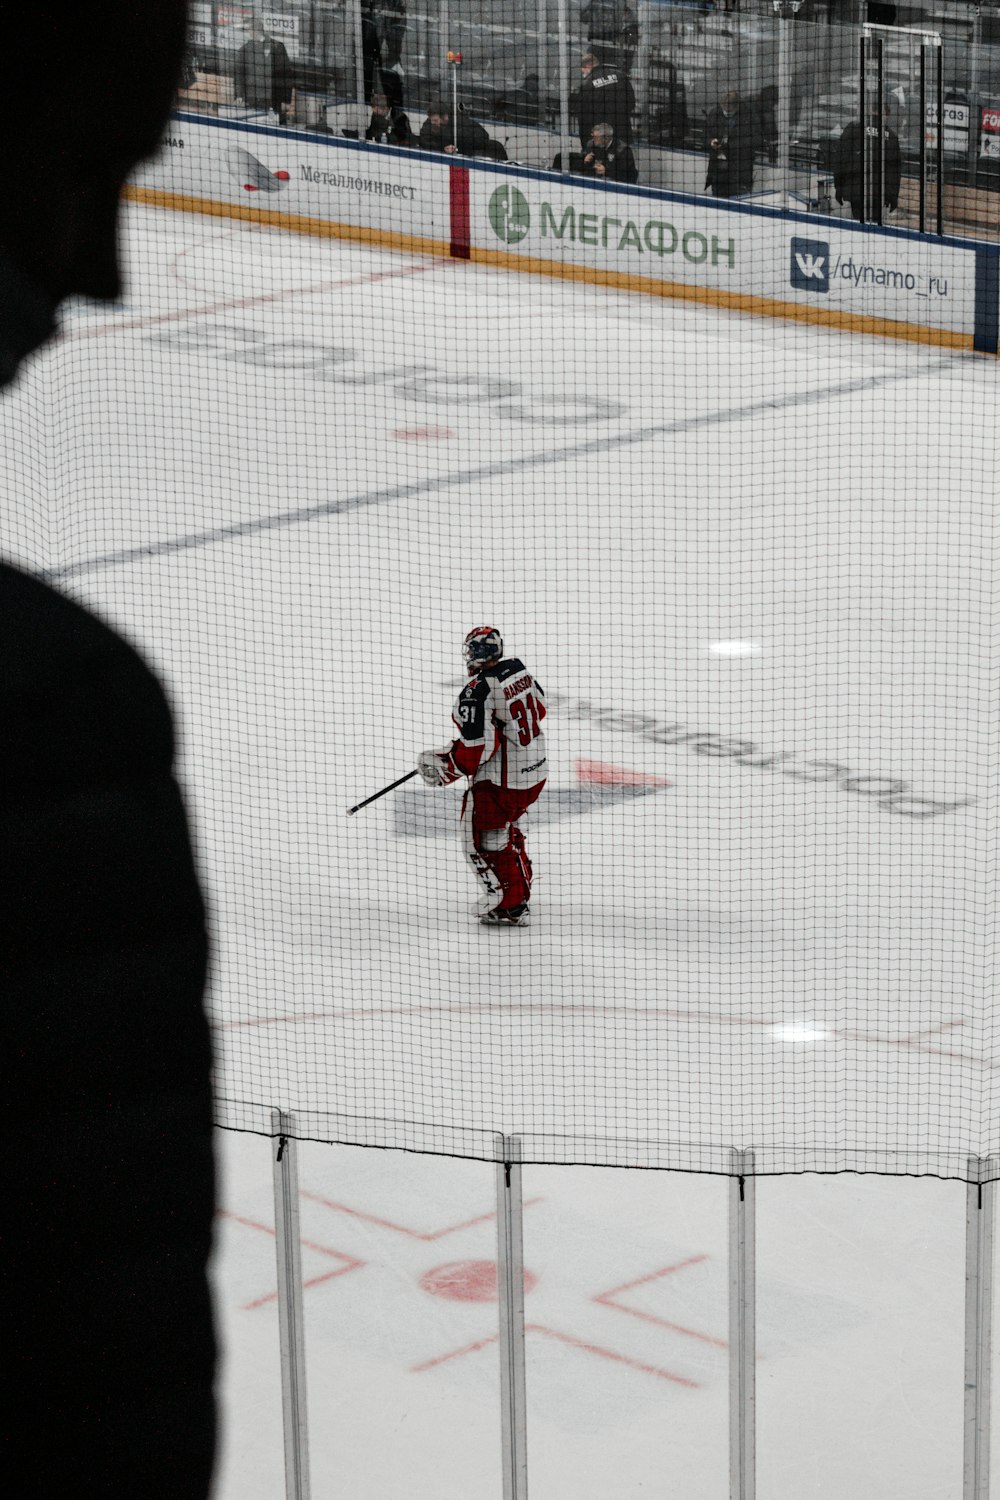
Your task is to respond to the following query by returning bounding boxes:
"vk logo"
[790,237,830,292]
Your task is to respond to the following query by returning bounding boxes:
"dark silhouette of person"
[1,5,216,1498]
[376,0,407,71]
[756,83,779,165]
[835,106,902,222]
[705,89,757,198]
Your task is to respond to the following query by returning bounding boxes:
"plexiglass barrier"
[176,1,999,239]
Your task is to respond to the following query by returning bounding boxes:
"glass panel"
[211,1128,287,1500]
[298,1142,502,1497]
[521,1165,728,1498]
[757,1175,965,1500]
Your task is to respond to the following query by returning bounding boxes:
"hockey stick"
[346,768,419,816]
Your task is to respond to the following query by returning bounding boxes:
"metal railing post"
[775,14,792,206]
[349,0,367,138]
[729,1148,756,1500]
[964,1156,996,1500]
[496,1134,529,1499]
[272,1110,311,1500]
[557,0,571,175]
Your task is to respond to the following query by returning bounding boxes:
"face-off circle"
[419,1260,538,1302]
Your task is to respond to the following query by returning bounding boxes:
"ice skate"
[480,903,530,927]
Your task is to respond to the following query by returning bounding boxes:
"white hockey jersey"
[448,656,548,789]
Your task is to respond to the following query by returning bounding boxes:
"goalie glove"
[417,748,459,788]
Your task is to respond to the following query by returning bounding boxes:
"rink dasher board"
[128,113,999,354]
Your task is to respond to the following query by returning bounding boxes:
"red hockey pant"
[461,780,545,912]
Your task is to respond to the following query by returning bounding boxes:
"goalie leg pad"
[461,789,504,912]
[464,782,544,913]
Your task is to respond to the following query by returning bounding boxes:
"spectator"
[367,88,413,146]
[834,105,901,222]
[756,83,779,165]
[577,51,635,148]
[234,17,293,119]
[581,2,639,72]
[704,88,756,198]
[377,0,407,73]
[178,46,199,94]
[1,5,216,1499]
[360,0,385,101]
[418,99,496,157]
[582,121,638,183]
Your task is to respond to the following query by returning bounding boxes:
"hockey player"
[418,627,547,925]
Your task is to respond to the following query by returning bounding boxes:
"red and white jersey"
[448,657,547,789]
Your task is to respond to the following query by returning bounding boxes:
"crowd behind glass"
[175,2,999,236]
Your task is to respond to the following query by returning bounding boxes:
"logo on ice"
[790,237,829,292]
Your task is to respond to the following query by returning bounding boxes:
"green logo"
[488,185,531,244]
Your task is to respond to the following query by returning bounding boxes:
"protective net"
[2,0,998,1179]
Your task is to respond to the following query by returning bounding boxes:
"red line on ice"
[301,1189,542,1240]
[594,1255,728,1349]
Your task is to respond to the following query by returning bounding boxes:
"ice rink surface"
[2,200,998,1495]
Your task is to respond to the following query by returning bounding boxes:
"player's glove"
[417,749,458,788]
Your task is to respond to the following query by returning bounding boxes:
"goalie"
[418,627,547,926]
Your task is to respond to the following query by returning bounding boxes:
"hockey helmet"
[463,625,503,674]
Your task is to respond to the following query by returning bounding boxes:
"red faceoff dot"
[419,1260,538,1303]
[393,426,456,442]
[243,183,259,192]
[273,169,290,180]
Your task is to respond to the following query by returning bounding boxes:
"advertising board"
[981,104,1000,160]
[131,117,451,249]
[467,171,976,338]
[126,117,996,354]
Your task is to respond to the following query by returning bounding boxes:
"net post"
[496,1134,529,1500]
[729,1148,756,1500]
[272,1110,311,1500]
[964,1156,997,1500]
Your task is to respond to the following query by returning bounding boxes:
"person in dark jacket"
[581,121,638,183]
[359,1,387,101]
[704,88,757,197]
[234,17,293,117]
[577,51,635,147]
[367,88,413,145]
[418,99,494,156]
[756,83,779,164]
[834,106,902,222]
[1,5,216,1498]
[376,0,407,71]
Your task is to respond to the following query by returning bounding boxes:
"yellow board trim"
[125,183,980,353]
[124,184,453,261]
[470,245,976,351]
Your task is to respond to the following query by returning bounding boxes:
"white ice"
[1,199,998,1497]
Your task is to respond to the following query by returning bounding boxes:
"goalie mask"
[463,625,503,675]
